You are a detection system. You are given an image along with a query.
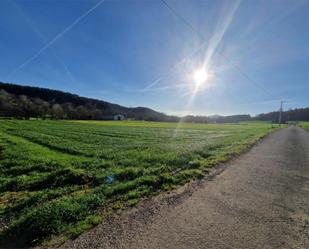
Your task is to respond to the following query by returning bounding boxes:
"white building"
[113,114,125,120]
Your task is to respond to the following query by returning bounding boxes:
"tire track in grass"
[5,130,91,157]
[0,121,275,247]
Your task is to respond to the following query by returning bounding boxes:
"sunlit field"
[0,120,274,246]
[299,121,309,132]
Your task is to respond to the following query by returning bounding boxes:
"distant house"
[113,114,125,120]
[102,114,125,121]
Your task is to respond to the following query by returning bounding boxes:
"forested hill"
[1,82,308,122]
[254,108,309,122]
[0,82,177,121]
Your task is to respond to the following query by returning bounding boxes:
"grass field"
[299,121,309,131]
[0,120,274,246]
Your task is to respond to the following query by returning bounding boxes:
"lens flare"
[192,68,213,91]
[193,68,209,85]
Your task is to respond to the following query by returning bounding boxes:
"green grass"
[299,121,309,131]
[0,120,275,246]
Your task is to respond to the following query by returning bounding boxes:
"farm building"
[113,114,125,120]
[102,114,125,120]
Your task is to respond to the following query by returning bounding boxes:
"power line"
[141,38,209,91]
[279,100,287,126]
[160,0,278,100]
[161,0,205,40]
[279,100,283,126]
[219,53,275,99]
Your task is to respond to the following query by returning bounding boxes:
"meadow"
[299,121,309,131]
[0,120,274,246]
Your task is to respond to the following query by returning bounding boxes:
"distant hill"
[1,82,308,123]
[0,82,178,121]
[181,114,251,123]
[254,108,309,122]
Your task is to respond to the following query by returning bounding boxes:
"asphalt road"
[61,126,309,249]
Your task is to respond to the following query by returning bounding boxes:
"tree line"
[0,83,178,121]
[1,82,309,122]
[0,87,252,122]
[0,89,105,120]
[254,108,309,122]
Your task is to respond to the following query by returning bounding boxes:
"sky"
[1,0,309,116]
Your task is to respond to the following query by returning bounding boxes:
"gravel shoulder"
[60,126,309,249]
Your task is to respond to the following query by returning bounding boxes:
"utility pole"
[279,100,283,126]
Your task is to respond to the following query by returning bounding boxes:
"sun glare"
[193,68,211,87]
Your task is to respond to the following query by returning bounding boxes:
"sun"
[193,68,210,87]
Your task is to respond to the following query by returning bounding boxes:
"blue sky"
[1,0,309,116]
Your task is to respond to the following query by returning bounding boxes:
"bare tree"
[51,104,64,119]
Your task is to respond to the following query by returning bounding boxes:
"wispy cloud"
[12,1,80,86]
[5,0,105,80]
